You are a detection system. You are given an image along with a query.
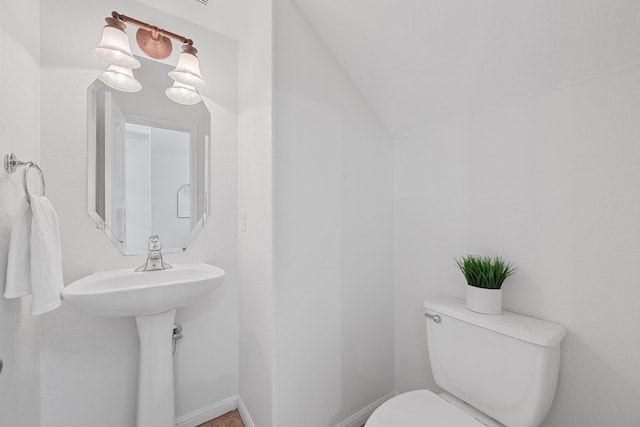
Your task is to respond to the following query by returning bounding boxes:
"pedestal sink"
[62,263,225,427]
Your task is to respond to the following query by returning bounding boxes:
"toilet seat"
[365,390,486,427]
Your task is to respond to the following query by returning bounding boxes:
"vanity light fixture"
[92,11,206,104]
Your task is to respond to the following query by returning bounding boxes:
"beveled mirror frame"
[87,57,211,255]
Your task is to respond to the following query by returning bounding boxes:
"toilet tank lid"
[424,295,566,347]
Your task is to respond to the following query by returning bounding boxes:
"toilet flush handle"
[424,312,441,323]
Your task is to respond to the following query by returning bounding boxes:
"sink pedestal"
[135,309,176,427]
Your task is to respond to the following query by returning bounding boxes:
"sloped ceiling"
[293,0,640,137]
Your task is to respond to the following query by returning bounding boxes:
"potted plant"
[455,255,515,315]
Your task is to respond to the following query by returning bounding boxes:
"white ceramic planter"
[466,286,502,315]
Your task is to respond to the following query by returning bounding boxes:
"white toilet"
[367,295,566,427]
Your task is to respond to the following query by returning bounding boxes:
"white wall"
[394,64,640,425]
[36,1,240,425]
[0,0,41,425]
[273,1,395,426]
[237,0,275,425]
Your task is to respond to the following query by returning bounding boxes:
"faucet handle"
[148,234,162,251]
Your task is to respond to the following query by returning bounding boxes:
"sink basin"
[63,263,225,427]
[63,263,225,317]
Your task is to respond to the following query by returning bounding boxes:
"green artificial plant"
[455,255,516,289]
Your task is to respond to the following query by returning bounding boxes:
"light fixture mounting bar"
[112,11,193,45]
[110,11,196,60]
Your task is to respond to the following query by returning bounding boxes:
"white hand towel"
[0,211,13,294]
[28,195,64,315]
[4,197,33,299]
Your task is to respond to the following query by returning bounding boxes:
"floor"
[197,410,244,427]
[198,410,368,426]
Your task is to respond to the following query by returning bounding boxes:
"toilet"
[367,295,566,427]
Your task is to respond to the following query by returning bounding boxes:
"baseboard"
[176,395,238,427]
[237,395,256,427]
[333,391,397,427]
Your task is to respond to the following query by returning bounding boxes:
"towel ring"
[23,162,46,203]
[4,152,46,203]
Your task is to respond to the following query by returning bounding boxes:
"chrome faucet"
[136,235,173,272]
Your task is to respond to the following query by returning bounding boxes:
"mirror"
[88,57,211,255]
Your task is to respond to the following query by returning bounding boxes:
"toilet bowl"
[366,296,566,427]
[366,390,501,427]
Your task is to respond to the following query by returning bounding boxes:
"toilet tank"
[424,296,565,427]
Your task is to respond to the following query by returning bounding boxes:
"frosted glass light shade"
[165,81,201,105]
[99,65,142,92]
[92,26,141,69]
[168,52,206,87]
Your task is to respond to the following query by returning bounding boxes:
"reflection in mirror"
[88,57,211,255]
[177,185,191,218]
